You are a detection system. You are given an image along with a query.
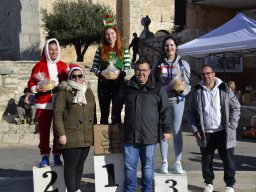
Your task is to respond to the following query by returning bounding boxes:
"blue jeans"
[123,143,156,192]
[160,99,185,163]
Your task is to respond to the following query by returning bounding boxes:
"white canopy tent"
[178,13,256,58]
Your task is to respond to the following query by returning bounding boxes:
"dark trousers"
[200,130,236,187]
[62,147,90,192]
[132,49,138,63]
[98,79,123,125]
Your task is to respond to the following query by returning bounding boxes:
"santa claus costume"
[28,38,68,167]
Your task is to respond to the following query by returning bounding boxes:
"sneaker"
[54,154,63,166]
[172,161,184,174]
[203,184,213,192]
[75,190,81,192]
[17,120,24,125]
[225,186,234,192]
[160,161,168,173]
[39,155,50,167]
[30,119,35,125]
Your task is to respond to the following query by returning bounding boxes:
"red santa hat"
[67,64,84,79]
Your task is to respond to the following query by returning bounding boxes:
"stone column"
[19,0,41,60]
[120,0,144,47]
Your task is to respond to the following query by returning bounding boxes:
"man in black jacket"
[120,59,172,192]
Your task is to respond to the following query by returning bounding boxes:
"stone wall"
[50,0,176,63]
[0,0,41,60]
[0,61,98,121]
[0,0,175,63]
[0,61,130,146]
[0,61,97,146]
[123,0,174,47]
[0,122,39,146]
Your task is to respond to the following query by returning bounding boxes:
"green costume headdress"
[103,15,116,27]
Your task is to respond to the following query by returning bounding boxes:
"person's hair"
[201,64,214,72]
[158,36,179,62]
[23,87,30,94]
[101,26,123,62]
[133,32,137,37]
[161,36,178,52]
[134,58,151,69]
[48,40,57,46]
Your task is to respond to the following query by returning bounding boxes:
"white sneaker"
[160,161,168,173]
[75,190,81,192]
[225,186,234,192]
[171,161,184,174]
[203,184,213,192]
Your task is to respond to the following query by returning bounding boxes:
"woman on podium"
[53,64,96,192]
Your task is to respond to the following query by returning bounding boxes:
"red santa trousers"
[36,109,61,155]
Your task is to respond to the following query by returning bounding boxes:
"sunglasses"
[71,74,83,79]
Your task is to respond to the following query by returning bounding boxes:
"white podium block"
[33,166,66,192]
[94,153,124,192]
[154,171,188,192]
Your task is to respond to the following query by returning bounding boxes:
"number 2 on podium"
[43,171,58,192]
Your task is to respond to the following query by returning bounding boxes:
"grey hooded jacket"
[188,81,241,149]
[154,54,191,103]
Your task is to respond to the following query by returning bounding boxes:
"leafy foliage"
[41,0,112,61]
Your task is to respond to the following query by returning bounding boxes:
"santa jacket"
[28,38,68,110]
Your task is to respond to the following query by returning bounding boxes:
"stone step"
[0,122,39,145]
[0,107,124,145]
[0,66,133,145]
[0,133,39,145]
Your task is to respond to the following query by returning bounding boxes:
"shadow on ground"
[0,168,32,177]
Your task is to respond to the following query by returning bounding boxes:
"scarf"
[67,80,87,105]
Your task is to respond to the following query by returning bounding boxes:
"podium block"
[154,171,188,192]
[94,124,123,155]
[94,153,124,192]
[33,166,66,192]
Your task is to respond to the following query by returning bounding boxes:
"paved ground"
[0,126,256,192]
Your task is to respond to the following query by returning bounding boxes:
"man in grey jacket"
[188,65,240,192]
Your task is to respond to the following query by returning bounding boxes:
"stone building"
[0,0,176,126]
[0,0,175,63]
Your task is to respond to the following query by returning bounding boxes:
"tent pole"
[223,52,226,81]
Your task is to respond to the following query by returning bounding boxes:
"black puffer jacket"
[120,75,172,144]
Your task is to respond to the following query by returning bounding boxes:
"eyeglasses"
[71,74,83,79]
[135,68,150,73]
[201,72,214,76]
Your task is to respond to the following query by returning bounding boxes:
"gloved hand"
[115,71,126,82]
